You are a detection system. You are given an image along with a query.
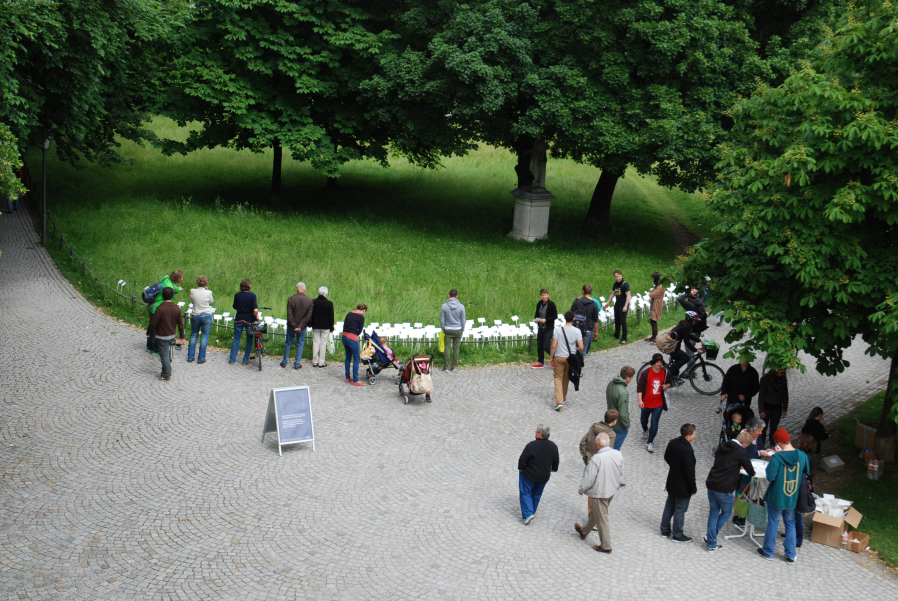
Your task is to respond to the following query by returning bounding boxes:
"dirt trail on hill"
[668,216,701,255]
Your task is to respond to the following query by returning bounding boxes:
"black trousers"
[669,348,690,378]
[613,305,628,340]
[536,327,552,364]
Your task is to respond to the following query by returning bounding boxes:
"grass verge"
[26,116,711,365]
[834,391,898,567]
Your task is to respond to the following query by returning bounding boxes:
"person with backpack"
[549,311,584,411]
[571,285,599,355]
[531,289,558,369]
[758,429,809,564]
[145,270,184,354]
[657,311,703,381]
[605,270,630,344]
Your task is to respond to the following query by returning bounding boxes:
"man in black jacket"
[720,361,760,408]
[310,286,335,368]
[660,424,698,542]
[705,431,756,551]
[532,289,558,368]
[518,425,559,524]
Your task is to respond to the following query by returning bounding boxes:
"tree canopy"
[0,0,180,165]
[679,1,898,459]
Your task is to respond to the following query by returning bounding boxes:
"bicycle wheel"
[257,337,263,372]
[689,361,725,395]
[636,361,653,383]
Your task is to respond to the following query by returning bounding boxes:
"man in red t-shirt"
[637,353,672,453]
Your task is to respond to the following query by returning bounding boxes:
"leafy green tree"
[159,0,396,203]
[680,1,898,460]
[0,0,180,165]
[0,124,26,199]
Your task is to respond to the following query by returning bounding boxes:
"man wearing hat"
[758,429,809,565]
[636,353,672,453]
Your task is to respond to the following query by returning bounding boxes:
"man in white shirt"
[549,311,583,411]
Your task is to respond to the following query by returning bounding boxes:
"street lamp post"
[42,136,51,246]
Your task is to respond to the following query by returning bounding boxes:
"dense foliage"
[680,1,898,457]
[0,0,181,165]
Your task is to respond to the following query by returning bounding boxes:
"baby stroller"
[398,354,433,405]
[715,400,755,454]
[361,331,401,385]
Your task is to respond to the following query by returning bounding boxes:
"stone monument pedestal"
[508,186,555,242]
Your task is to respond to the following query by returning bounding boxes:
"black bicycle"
[636,345,725,396]
[238,307,272,372]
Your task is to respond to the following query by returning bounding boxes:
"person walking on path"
[342,304,367,386]
[146,287,185,381]
[531,289,558,369]
[580,410,619,530]
[758,429,809,564]
[705,430,755,551]
[517,425,559,524]
[606,366,634,451]
[440,289,465,371]
[604,269,630,345]
[282,282,313,370]
[187,275,213,364]
[720,361,760,408]
[574,432,624,554]
[310,286,335,368]
[549,311,583,411]
[571,285,599,355]
[758,369,789,450]
[645,272,665,344]
[147,270,183,353]
[660,424,698,542]
[636,353,672,452]
[229,279,260,365]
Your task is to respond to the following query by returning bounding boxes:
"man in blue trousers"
[517,425,559,525]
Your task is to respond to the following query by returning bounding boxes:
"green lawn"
[835,391,898,567]
[30,117,709,364]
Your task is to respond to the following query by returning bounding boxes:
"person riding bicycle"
[677,289,709,335]
[667,311,703,382]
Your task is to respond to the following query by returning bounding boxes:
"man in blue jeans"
[636,354,671,453]
[758,429,809,564]
[704,430,755,551]
[517,425,559,525]
[282,282,313,369]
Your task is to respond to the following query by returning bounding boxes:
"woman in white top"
[188,275,214,363]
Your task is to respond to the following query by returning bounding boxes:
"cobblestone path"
[2,210,896,600]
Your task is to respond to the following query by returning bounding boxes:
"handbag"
[410,373,433,394]
[733,497,750,518]
[747,501,767,529]
[796,471,815,513]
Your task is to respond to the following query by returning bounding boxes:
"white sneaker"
[647,443,654,453]
[523,515,535,525]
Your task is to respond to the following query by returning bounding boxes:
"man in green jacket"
[147,270,183,353]
[606,366,635,450]
[759,428,809,565]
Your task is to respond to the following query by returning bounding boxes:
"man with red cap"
[758,429,809,565]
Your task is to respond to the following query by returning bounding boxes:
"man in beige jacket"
[574,433,624,554]
[579,410,619,531]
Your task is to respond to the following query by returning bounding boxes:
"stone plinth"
[508,186,555,242]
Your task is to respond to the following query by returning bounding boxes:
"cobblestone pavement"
[2,210,896,601]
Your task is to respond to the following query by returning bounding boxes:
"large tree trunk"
[874,353,898,463]
[513,134,536,188]
[585,166,625,224]
[271,138,282,205]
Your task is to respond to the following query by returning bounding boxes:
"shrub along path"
[2,209,896,600]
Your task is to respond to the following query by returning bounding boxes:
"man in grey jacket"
[440,289,466,371]
[574,433,624,554]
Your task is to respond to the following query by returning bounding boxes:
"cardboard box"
[821,455,845,473]
[846,532,869,553]
[811,507,863,549]
[855,420,898,450]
